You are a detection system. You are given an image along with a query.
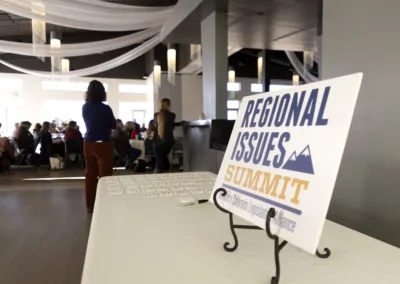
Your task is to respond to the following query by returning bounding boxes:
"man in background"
[112,119,141,169]
[17,121,34,154]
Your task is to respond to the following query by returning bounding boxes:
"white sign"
[211,73,363,254]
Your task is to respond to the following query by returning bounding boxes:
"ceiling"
[163,0,321,51]
[0,0,177,38]
[0,0,318,81]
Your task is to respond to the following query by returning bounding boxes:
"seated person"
[60,122,68,134]
[64,121,83,141]
[140,123,147,133]
[144,120,155,140]
[112,119,141,169]
[0,137,14,172]
[130,123,141,140]
[39,121,63,164]
[17,121,35,154]
[32,123,42,149]
[123,121,134,137]
[64,121,83,154]
[49,123,59,134]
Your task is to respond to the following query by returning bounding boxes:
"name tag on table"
[143,192,159,198]
[158,191,174,197]
[126,189,140,194]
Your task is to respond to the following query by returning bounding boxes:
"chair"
[11,139,26,169]
[65,138,84,168]
[144,138,155,170]
[112,138,128,171]
[170,138,184,172]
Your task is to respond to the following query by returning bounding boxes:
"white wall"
[0,73,153,136]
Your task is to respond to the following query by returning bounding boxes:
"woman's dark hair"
[85,80,106,102]
[67,120,77,131]
[34,123,42,132]
[42,121,50,131]
[134,123,141,132]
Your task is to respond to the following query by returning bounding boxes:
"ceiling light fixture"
[257,52,263,85]
[167,43,176,85]
[292,74,300,86]
[153,60,161,99]
[50,31,62,73]
[61,58,70,73]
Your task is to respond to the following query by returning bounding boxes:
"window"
[251,84,292,93]
[131,110,146,125]
[227,100,240,120]
[227,110,238,120]
[119,84,148,94]
[41,80,109,92]
[0,78,23,90]
[40,100,86,134]
[227,100,240,109]
[251,83,263,93]
[119,102,153,126]
[269,84,292,92]
[227,82,241,91]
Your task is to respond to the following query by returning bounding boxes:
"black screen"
[209,119,235,151]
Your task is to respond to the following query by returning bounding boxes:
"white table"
[129,139,145,160]
[82,172,400,284]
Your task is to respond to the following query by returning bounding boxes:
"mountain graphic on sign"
[282,145,314,174]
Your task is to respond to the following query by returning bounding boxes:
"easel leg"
[213,188,261,252]
[316,247,331,258]
[224,213,239,252]
[271,238,288,284]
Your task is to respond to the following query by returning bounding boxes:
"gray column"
[322,0,400,247]
[201,11,228,119]
[259,50,271,92]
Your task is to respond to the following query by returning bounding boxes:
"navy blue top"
[82,102,116,142]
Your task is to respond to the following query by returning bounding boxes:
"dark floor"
[0,166,177,284]
[0,169,91,284]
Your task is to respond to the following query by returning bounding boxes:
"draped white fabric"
[76,0,171,10]
[0,35,162,78]
[0,0,174,31]
[285,51,319,83]
[0,28,159,57]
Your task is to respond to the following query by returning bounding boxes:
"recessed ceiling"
[163,0,321,51]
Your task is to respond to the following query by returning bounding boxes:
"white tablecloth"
[81,172,400,284]
[129,139,145,160]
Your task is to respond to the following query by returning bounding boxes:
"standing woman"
[82,80,116,213]
[154,98,176,173]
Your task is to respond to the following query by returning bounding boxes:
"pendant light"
[153,60,161,99]
[50,31,62,73]
[61,59,70,73]
[167,43,176,85]
[292,73,300,86]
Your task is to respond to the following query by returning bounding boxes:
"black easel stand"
[213,188,331,284]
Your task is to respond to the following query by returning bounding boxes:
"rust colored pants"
[84,142,114,210]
